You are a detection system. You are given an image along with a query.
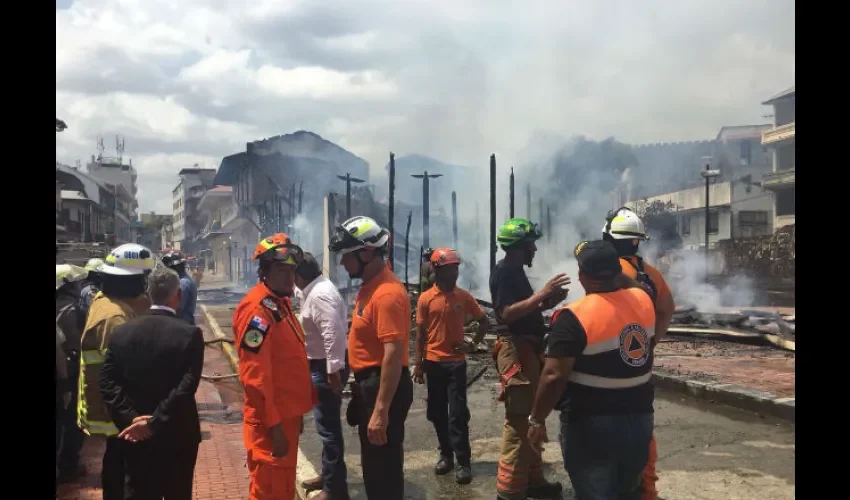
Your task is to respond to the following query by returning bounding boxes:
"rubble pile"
[672,306,795,338]
[716,224,795,280]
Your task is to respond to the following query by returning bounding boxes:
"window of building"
[740,140,752,165]
[738,210,768,226]
[776,186,795,216]
[681,215,690,235]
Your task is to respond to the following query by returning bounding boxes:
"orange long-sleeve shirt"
[233,282,312,429]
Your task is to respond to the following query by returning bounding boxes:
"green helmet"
[497,218,542,247]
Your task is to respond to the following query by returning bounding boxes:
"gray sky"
[56,0,795,214]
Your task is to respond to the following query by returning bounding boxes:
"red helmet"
[253,233,303,265]
[430,248,461,267]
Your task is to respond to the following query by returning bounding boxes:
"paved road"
[297,386,795,500]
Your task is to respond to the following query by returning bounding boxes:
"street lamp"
[700,159,721,276]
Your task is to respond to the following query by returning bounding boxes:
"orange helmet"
[253,233,303,265]
[430,248,461,267]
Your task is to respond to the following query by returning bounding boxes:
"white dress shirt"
[296,275,348,373]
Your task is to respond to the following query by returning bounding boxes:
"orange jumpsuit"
[620,256,674,500]
[233,282,313,500]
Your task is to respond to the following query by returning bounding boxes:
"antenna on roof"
[96,137,105,161]
[116,135,125,164]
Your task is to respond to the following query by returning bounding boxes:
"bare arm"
[376,340,404,414]
[413,323,427,367]
[530,357,575,423]
[498,290,548,324]
[654,292,675,342]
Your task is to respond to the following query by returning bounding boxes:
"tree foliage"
[635,200,682,252]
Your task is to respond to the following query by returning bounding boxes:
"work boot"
[526,479,563,499]
[301,476,323,492]
[435,455,454,475]
[455,465,472,485]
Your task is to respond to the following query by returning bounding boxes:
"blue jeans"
[310,358,351,495]
[559,413,654,500]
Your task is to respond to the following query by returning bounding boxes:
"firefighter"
[489,218,571,500]
[329,216,413,500]
[528,240,657,499]
[233,233,313,500]
[602,207,676,500]
[78,244,155,500]
[162,250,198,324]
[56,264,90,482]
[413,248,488,484]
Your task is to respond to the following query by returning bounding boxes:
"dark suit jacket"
[100,308,204,446]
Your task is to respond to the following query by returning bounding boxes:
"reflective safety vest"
[77,292,149,436]
[558,287,656,392]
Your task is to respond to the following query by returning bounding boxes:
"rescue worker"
[79,257,104,321]
[329,216,414,500]
[233,233,313,500]
[413,248,488,484]
[56,264,90,482]
[489,218,570,500]
[602,207,676,500]
[162,250,198,324]
[527,240,657,500]
[79,243,154,500]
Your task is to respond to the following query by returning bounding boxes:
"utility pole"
[451,191,458,250]
[509,168,515,218]
[404,211,412,289]
[700,159,720,277]
[526,183,531,219]
[389,153,396,270]
[336,173,366,219]
[411,170,443,249]
[489,154,497,273]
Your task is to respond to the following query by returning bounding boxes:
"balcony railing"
[761,122,795,145]
[221,204,239,227]
[761,168,795,190]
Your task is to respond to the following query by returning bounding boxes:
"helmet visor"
[329,226,363,253]
[266,243,304,265]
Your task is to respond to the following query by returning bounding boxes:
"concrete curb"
[652,370,795,423]
[201,304,318,500]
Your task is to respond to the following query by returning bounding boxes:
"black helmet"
[161,251,187,268]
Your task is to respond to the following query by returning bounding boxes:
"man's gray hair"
[148,267,181,305]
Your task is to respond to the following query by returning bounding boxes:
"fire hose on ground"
[201,337,240,380]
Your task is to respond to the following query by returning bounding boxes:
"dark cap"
[575,239,621,279]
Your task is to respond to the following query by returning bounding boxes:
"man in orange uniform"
[602,207,675,500]
[233,233,314,500]
[413,248,488,485]
[329,216,414,500]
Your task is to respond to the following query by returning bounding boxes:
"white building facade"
[171,167,217,251]
[760,85,795,230]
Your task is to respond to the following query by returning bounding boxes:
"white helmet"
[328,216,390,255]
[101,243,157,276]
[56,264,89,290]
[602,207,649,240]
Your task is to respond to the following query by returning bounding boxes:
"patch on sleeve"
[261,297,279,312]
[241,329,266,353]
[249,315,270,333]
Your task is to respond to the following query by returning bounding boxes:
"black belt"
[353,366,410,383]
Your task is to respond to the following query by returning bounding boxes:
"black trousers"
[353,366,413,500]
[423,360,471,463]
[59,352,85,474]
[102,436,126,500]
[124,438,200,500]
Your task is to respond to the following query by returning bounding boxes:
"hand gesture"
[527,423,549,456]
[328,371,343,396]
[119,415,154,443]
[542,274,571,298]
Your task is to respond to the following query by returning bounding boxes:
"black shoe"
[435,456,454,475]
[527,479,563,499]
[455,465,472,484]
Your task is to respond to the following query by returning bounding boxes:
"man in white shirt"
[295,252,351,500]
